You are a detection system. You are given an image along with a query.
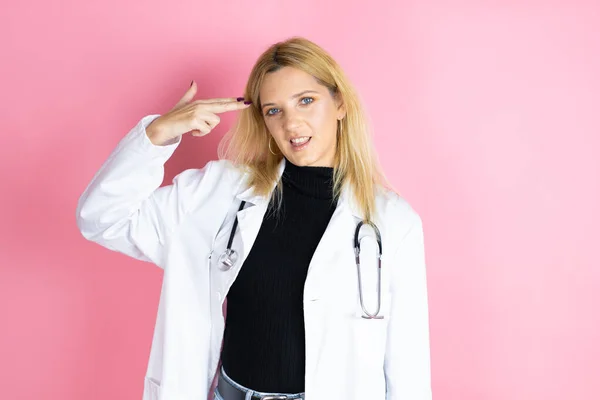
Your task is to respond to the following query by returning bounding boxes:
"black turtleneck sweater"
[220,159,337,393]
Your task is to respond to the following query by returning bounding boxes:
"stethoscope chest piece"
[216,200,247,272]
[218,248,238,271]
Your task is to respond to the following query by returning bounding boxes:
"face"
[259,66,345,167]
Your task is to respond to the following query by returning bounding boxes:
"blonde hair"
[217,36,391,223]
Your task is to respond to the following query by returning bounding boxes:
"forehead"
[260,67,327,101]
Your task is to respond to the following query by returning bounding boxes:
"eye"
[265,108,280,116]
[300,97,314,105]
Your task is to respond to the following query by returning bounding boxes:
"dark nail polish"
[244,100,252,105]
[237,97,245,102]
[190,80,194,86]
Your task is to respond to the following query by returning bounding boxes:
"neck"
[281,158,335,200]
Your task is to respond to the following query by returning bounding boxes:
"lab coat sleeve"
[384,212,432,399]
[76,114,207,268]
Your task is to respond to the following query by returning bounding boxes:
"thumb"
[174,80,197,109]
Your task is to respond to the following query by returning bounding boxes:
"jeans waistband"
[216,366,305,400]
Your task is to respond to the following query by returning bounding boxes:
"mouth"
[289,136,312,151]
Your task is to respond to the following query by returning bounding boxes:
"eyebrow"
[261,90,320,109]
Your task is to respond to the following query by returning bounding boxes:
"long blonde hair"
[217,36,391,222]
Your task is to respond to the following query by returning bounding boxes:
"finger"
[174,81,198,109]
[195,97,246,104]
[204,101,252,114]
[193,120,212,136]
[205,114,221,129]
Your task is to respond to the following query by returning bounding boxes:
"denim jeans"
[214,366,305,400]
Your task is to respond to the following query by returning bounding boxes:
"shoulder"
[374,186,423,239]
[170,159,248,213]
[376,186,421,221]
[173,159,246,187]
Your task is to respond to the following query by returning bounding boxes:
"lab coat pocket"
[143,377,161,400]
[353,289,391,358]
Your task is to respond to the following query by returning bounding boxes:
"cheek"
[264,120,290,145]
[312,111,338,140]
[263,118,279,135]
[312,104,337,129]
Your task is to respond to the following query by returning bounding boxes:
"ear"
[334,92,347,120]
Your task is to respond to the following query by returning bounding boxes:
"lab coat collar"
[234,158,286,206]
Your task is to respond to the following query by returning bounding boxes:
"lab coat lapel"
[232,196,267,269]
[304,183,362,301]
[233,159,286,267]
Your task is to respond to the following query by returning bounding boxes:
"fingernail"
[190,80,194,87]
[237,97,245,102]
[244,101,252,105]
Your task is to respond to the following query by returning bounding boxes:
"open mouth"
[290,137,311,150]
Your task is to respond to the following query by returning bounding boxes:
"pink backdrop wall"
[2,1,598,399]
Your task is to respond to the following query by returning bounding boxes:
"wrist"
[146,120,169,146]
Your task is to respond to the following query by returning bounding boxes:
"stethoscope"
[216,201,247,271]
[217,200,385,319]
[354,220,384,319]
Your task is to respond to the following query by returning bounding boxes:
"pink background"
[2,1,599,399]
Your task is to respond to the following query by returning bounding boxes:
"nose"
[282,109,302,133]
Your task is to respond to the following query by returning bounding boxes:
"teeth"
[291,137,310,144]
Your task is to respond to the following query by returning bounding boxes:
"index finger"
[195,97,245,104]
[204,101,252,114]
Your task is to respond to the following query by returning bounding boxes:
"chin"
[286,154,328,167]
[285,155,309,167]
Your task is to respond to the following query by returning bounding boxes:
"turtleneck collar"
[281,158,335,200]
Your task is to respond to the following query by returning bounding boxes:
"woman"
[76,37,432,400]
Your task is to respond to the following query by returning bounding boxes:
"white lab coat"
[76,115,432,400]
